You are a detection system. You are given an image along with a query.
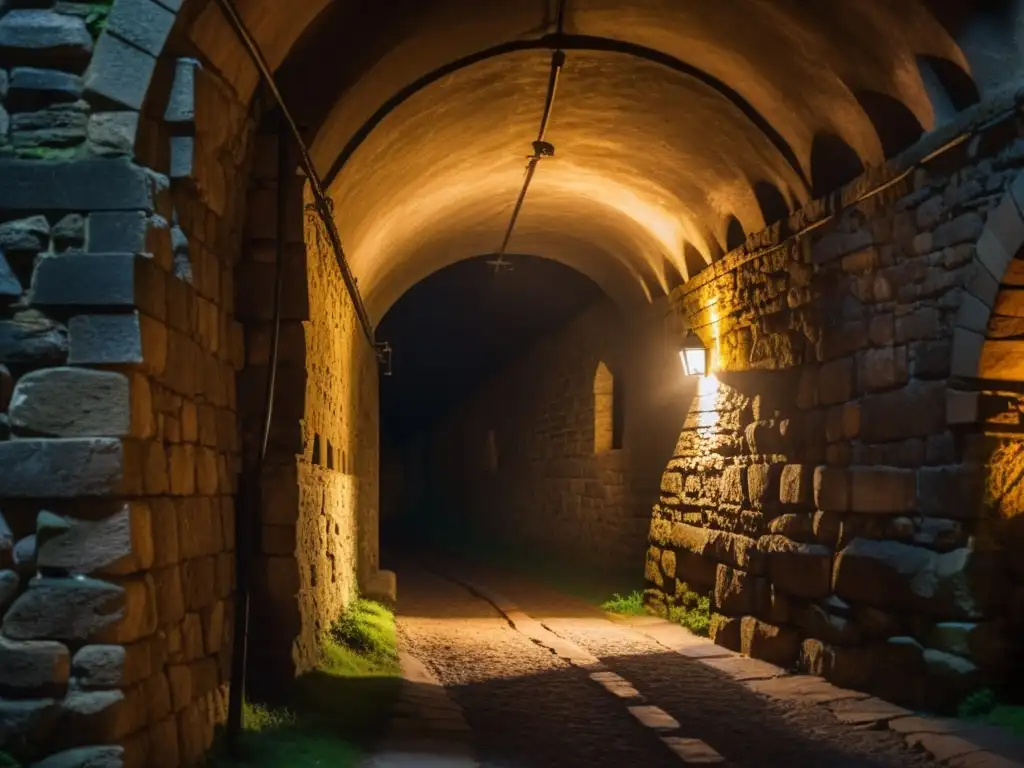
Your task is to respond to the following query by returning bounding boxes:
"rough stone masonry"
[0,1,382,767]
[647,108,1024,714]
[0,0,1023,767]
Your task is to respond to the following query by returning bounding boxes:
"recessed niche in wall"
[594,362,614,453]
[485,429,499,473]
[312,433,322,466]
[327,440,335,470]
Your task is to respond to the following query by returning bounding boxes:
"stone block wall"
[649,111,1024,712]
[0,6,250,765]
[236,133,381,694]
[0,3,382,763]
[428,299,676,573]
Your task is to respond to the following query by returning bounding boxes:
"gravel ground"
[392,560,938,767]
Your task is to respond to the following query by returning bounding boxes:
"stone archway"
[2,1,1024,765]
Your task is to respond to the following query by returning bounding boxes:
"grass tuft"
[667,583,712,637]
[328,599,400,672]
[601,590,647,616]
[957,688,1024,737]
[212,598,401,768]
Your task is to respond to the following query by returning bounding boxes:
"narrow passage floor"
[376,559,940,768]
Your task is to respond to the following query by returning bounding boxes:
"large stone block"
[178,498,222,560]
[718,466,746,505]
[799,638,873,689]
[813,466,848,512]
[779,464,812,506]
[0,214,49,253]
[84,28,157,111]
[59,688,140,745]
[848,467,916,514]
[747,464,781,510]
[767,513,814,541]
[67,311,150,366]
[0,159,154,212]
[0,638,69,695]
[645,546,664,587]
[709,614,741,651]
[113,575,158,643]
[758,534,832,599]
[0,698,59,756]
[856,346,908,392]
[925,621,1008,671]
[37,504,153,576]
[0,438,123,497]
[72,645,126,690]
[8,367,129,437]
[668,522,762,573]
[818,357,853,405]
[832,538,986,619]
[0,10,92,69]
[713,564,758,615]
[859,381,945,442]
[740,616,800,668]
[30,253,163,310]
[150,499,180,568]
[2,577,124,642]
[0,310,68,365]
[152,565,185,625]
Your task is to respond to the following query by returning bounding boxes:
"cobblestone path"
[388,559,941,768]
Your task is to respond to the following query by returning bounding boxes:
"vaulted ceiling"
[185,0,999,322]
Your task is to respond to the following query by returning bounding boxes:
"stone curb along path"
[607,614,1024,768]
[431,565,1024,768]
[359,636,478,768]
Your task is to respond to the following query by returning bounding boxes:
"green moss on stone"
[14,146,80,161]
[83,2,115,38]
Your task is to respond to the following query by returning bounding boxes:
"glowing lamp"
[679,331,710,377]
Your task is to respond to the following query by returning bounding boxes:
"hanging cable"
[213,0,384,361]
[488,0,568,273]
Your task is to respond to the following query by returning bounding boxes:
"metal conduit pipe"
[489,0,568,272]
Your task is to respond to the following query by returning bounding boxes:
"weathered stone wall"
[428,299,681,573]
[0,5,249,765]
[236,136,381,691]
[0,4,383,764]
[648,110,1024,712]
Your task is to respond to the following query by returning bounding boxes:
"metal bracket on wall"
[375,342,393,376]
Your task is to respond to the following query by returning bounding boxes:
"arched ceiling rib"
[185,0,977,320]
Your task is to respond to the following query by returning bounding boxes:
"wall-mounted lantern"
[679,330,710,377]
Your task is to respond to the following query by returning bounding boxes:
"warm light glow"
[679,329,710,378]
[695,372,721,428]
[680,347,707,377]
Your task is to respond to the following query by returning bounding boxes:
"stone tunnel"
[0,0,1023,765]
